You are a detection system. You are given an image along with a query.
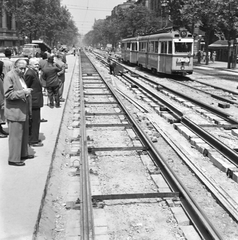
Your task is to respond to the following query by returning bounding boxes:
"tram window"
[139,42,147,52]
[161,41,167,53]
[143,42,147,52]
[175,42,192,53]
[155,41,158,53]
[121,43,125,49]
[127,43,130,50]
[168,41,172,54]
[132,42,137,50]
[149,42,154,52]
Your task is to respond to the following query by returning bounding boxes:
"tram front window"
[175,42,192,53]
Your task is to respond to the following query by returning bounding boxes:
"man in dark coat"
[41,56,61,108]
[24,58,43,147]
[4,59,33,166]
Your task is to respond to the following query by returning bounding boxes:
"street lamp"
[232,39,237,69]
[24,36,28,44]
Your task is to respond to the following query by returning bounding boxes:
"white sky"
[61,0,125,35]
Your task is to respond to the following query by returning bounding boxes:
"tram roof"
[122,30,193,42]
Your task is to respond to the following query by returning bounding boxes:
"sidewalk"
[0,55,76,240]
[193,59,238,74]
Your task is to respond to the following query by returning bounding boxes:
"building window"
[6,12,12,30]
[0,14,2,28]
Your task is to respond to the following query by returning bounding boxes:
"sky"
[61,0,125,35]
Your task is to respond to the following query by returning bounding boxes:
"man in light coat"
[4,59,34,166]
[0,48,14,137]
[25,58,43,147]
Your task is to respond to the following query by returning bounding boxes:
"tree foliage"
[84,0,238,61]
[84,5,161,48]
[3,0,79,47]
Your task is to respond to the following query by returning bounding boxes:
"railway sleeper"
[66,198,81,210]
[91,192,180,203]
[226,167,238,180]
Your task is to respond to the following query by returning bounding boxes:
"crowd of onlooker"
[0,46,70,167]
[196,50,217,64]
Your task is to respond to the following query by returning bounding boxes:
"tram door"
[146,41,149,68]
[157,41,161,72]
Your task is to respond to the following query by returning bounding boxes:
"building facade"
[0,7,19,52]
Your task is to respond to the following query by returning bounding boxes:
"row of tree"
[3,0,80,47]
[83,0,238,66]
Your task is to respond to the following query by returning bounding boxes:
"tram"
[121,28,194,75]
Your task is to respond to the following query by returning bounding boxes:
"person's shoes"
[55,105,60,108]
[29,139,41,144]
[49,105,54,108]
[30,142,43,147]
[40,118,48,122]
[60,98,65,102]
[0,133,7,138]
[9,161,25,166]
[0,129,9,135]
[20,155,34,160]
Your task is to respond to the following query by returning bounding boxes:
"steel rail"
[79,53,95,240]
[92,52,238,166]
[122,73,183,119]
[93,51,238,123]
[137,74,236,121]
[86,52,223,240]
[120,72,238,168]
[171,80,238,104]
[105,79,238,222]
[182,116,238,167]
[192,79,238,96]
[92,50,238,224]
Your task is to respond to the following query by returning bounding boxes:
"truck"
[22,40,51,58]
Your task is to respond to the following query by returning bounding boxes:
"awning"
[209,39,238,49]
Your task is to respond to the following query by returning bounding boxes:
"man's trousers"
[47,85,60,107]
[8,118,29,163]
[29,108,41,144]
[58,80,64,100]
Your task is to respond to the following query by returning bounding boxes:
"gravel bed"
[112,75,238,240]
[35,54,238,240]
[90,54,238,239]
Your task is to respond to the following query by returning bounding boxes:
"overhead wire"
[82,0,90,34]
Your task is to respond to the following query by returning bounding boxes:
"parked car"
[22,43,41,57]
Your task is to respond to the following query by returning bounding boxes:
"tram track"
[91,50,238,167]
[86,50,238,236]
[35,51,238,240]
[71,51,226,239]
[176,80,238,105]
